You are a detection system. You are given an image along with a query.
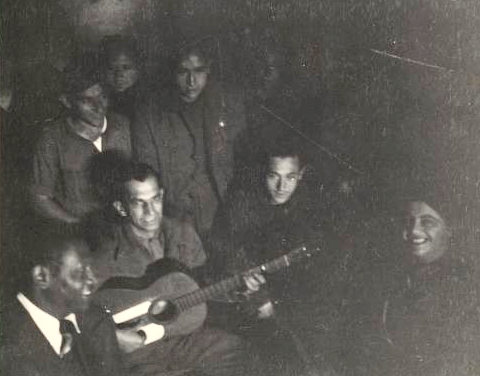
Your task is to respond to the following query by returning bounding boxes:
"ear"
[32,265,52,290]
[113,200,127,217]
[59,94,72,109]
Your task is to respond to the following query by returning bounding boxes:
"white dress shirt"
[17,293,80,356]
[93,117,108,152]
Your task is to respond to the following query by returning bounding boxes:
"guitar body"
[93,259,207,338]
[93,244,318,343]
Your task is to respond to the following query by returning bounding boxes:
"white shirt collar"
[93,117,108,152]
[17,292,80,356]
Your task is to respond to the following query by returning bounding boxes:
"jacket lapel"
[202,83,230,201]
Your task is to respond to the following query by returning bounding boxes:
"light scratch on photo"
[369,49,454,73]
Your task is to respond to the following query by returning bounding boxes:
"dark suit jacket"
[1,300,124,376]
[132,81,247,207]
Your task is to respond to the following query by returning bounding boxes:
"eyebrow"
[409,214,442,223]
[129,193,163,202]
[179,66,207,72]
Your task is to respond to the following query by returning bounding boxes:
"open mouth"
[410,237,428,245]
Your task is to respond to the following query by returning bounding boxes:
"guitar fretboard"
[173,246,308,312]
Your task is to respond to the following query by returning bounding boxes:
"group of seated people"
[1,34,480,376]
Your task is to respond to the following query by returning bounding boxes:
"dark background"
[2,0,480,371]
[3,0,480,184]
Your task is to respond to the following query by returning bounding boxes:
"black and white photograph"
[1,1,480,375]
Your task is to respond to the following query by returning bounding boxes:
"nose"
[410,218,423,237]
[277,178,287,191]
[144,202,153,216]
[144,201,160,217]
[90,96,106,113]
[187,72,195,86]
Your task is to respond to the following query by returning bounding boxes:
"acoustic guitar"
[93,244,319,344]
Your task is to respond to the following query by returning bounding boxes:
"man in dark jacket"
[209,134,320,281]
[1,230,123,376]
[207,135,324,376]
[132,41,247,238]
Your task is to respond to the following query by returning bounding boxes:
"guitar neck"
[173,250,301,312]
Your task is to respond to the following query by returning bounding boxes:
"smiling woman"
[402,201,451,265]
[345,173,480,376]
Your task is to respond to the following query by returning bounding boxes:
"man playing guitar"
[90,161,265,376]
[208,133,323,375]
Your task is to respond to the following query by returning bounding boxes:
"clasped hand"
[116,320,147,353]
[242,273,274,319]
[242,272,266,293]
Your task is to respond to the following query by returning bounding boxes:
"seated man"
[132,40,247,238]
[90,162,263,376]
[31,53,131,224]
[1,230,123,376]
[208,134,324,375]
[346,181,480,376]
[209,133,321,281]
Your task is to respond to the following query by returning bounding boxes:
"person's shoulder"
[230,185,258,205]
[162,216,197,236]
[90,219,122,253]
[133,90,169,124]
[162,216,203,249]
[162,217,205,267]
[106,111,130,129]
[204,80,245,107]
[36,117,68,143]
[223,185,265,218]
[1,299,28,343]
[88,219,123,268]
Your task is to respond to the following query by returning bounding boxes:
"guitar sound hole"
[149,299,178,323]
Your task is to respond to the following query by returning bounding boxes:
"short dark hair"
[113,162,162,202]
[170,38,213,73]
[19,226,88,291]
[100,34,142,67]
[62,51,102,96]
[263,132,306,169]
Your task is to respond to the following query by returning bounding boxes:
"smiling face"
[116,176,164,238]
[402,201,450,264]
[266,156,305,205]
[106,53,139,93]
[176,53,210,103]
[48,244,97,314]
[69,83,108,129]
